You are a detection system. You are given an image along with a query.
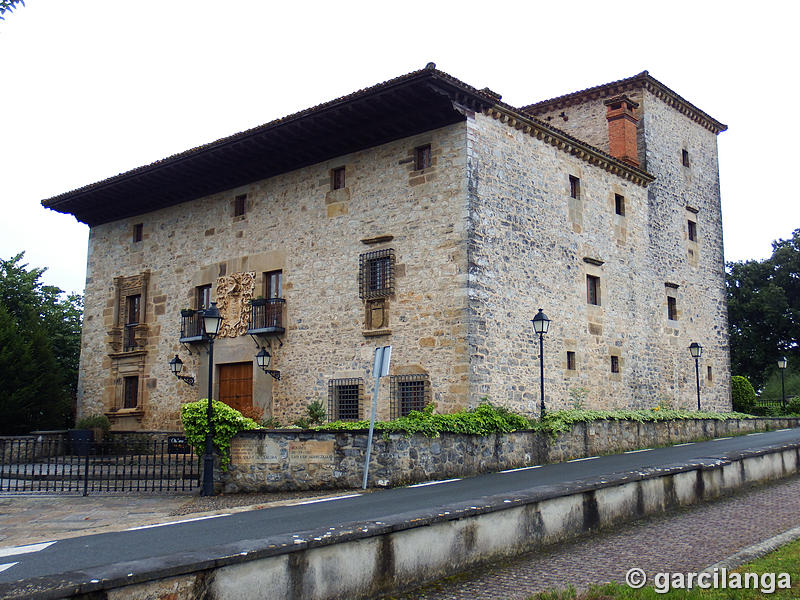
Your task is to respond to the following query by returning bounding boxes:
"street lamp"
[531,308,551,418]
[199,302,222,496]
[778,357,787,410]
[689,342,703,411]
[169,354,195,386]
[256,346,281,380]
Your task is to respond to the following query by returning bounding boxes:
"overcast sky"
[2,1,797,295]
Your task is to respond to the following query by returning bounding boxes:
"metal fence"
[0,436,200,495]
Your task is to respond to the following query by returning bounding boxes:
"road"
[1,428,799,587]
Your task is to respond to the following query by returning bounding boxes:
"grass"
[527,537,800,599]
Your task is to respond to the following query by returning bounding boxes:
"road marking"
[0,562,18,573]
[747,432,765,436]
[499,465,542,473]
[0,541,55,559]
[292,494,361,505]
[776,428,791,432]
[125,514,231,531]
[568,456,599,463]
[409,478,461,488]
[624,448,653,454]
[673,442,695,447]
[713,437,733,441]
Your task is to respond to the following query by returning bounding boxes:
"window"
[614,194,625,216]
[133,223,143,243]
[124,294,141,351]
[414,144,431,170]
[264,270,283,299]
[707,366,713,382]
[234,194,247,217]
[569,175,581,199]
[390,375,430,419]
[586,275,600,306]
[196,285,212,310]
[682,149,690,167]
[610,355,620,373]
[688,220,697,242]
[328,379,363,421]
[331,167,346,190]
[567,351,576,371]
[359,248,395,299]
[123,376,138,409]
[667,296,678,321]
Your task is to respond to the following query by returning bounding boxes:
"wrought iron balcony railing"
[179,311,205,343]
[123,323,138,351]
[247,298,285,335]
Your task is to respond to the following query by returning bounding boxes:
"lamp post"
[778,357,787,410]
[531,309,551,418]
[256,346,281,380]
[689,342,703,411]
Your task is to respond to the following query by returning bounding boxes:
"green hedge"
[180,399,260,469]
[731,375,757,413]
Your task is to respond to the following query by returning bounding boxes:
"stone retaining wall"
[223,417,800,492]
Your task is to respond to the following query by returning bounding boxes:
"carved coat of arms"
[215,272,256,338]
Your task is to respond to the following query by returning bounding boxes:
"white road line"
[624,448,653,454]
[568,456,599,463]
[776,428,791,432]
[125,514,231,531]
[408,478,461,488]
[0,541,55,559]
[292,494,361,505]
[747,432,765,436]
[713,437,733,441]
[0,562,18,573]
[499,465,542,473]
[674,442,695,447]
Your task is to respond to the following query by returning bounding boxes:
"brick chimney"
[604,95,640,168]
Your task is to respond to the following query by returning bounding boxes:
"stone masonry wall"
[223,418,800,492]
[77,123,471,430]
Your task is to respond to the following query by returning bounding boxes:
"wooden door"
[218,362,253,413]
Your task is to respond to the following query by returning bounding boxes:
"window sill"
[363,329,392,338]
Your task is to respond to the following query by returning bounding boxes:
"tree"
[0,0,24,20]
[726,229,800,390]
[0,253,82,434]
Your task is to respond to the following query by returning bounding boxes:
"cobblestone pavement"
[382,475,800,599]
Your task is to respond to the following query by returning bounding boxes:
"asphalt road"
[1,427,799,586]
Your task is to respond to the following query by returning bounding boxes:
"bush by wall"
[731,375,757,413]
[180,399,260,469]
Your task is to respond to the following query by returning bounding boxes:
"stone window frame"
[327,378,363,422]
[569,175,581,199]
[132,223,143,243]
[390,374,430,419]
[233,194,247,218]
[414,144,431,171]
[331,166,346,190]
[566,351,576,371]
[610,355,620,374]
[667,296,678,321]
[359,248,395,300]
[123,375,139,409]
[682,149,690,167]
[707,365,713,382]
[614,194,625,216]
[586,274,601,306]
[688,219,698,242]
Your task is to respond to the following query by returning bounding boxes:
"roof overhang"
[42,67,496,226]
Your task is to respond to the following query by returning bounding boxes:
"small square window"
[569,175,581,199]
[359,249,395,299]
[586,275,600,306]
[390,374,430,419]
[567,351,576,371]
[414,144,431,170]
[123,376,139,409]
[667,296,678,321]
[614,194,625,216]
[331,167,346,190]
[688,220,697,242]
[610,355,620,373]
[133,223,143,243]
[234,194,247,217]
[682,149,690,167]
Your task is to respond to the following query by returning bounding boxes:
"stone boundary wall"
[223,417,800,492]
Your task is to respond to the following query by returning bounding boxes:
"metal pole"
[362,377,380,490]
[539,332,546,418]
[201,337,216,496]
[781,368,786,411]
[695,357,701,411]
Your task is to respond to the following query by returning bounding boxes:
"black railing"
[123,323,138,351]
[180,312,204,342]
[0,436,200,495]
[248,298,285,334]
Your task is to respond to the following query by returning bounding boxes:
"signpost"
[362,345,391,489]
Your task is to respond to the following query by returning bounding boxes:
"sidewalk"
[382,474,800,599]
[0,489,354,548]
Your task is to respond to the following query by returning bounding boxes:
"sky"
[1,1,798,295]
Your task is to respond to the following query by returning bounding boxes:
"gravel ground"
[379,475,800,599]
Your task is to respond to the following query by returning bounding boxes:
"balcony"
[123,323,138,351]
[247,298,285,335]
[179,311,205,343]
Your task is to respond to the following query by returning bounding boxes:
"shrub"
[731,375,757,413]
[307,400,326,425]
[75,414,111,432]
[786,397,800,415]
[260,416,282,429]
[180,399,260,469]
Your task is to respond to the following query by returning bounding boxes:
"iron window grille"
[359,248,395,299]
[611,355,620,373]
[123,376,139,409]
[328,378,363,422]
[390,374,430,419]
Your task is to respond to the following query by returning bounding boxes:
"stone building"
[43,65,730,431]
